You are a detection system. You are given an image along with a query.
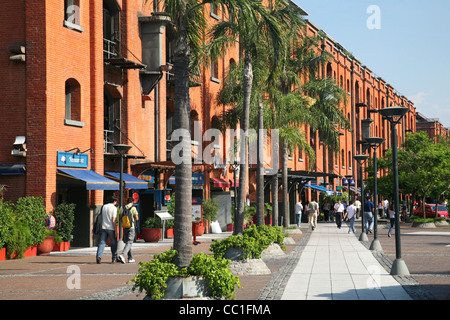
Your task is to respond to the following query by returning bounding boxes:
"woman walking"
[388,203,395,238]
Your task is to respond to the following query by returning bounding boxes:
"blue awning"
[305,183,336,196]
[105,172,149,190]
[0,164,25,175]
[57,169,119,190]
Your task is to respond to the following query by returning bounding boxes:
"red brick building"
[0,1,425,246]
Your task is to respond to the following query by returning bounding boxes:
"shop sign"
[57,151,88,168]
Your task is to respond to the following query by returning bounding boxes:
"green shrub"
[143,217,162,228]
[6,217,34,259]
[0,202,15,249]
[14,197,48,245]
[210,234,260,260]
[130,249,241,300]
[203,198,219,222]
[53,203,75,242]
[243,224,287,251]
[210,225,287,260]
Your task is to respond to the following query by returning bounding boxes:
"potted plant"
[52,203,75,251]
[4,196,47,259]
[166,219,174,238]
[6,216,34,259]
[0,201,14,261]
[37,229,62,256]
[202,198,219,234]
[129,249,241,300]
[15,197,48,252]
[142,217,162,242]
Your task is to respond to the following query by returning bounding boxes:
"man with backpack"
[118,197,139,264]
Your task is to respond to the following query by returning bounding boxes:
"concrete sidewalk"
[281,223,412,300]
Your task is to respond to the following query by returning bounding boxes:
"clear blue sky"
[294,0,450,128]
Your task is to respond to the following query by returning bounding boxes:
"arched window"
[64,78,83,126]
[348,151,352,168]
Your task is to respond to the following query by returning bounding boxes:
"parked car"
[413,204,449,218]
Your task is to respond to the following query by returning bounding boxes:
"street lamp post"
[365,137,385,253]
[375,106,410,276]
[113,144,132,242]
[353,154,369,242]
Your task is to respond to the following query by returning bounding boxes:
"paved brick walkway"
[0,219,448,300]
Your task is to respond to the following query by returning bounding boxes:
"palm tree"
[266,27,350,227]
[210,0,304,234]
[161,0,249,268]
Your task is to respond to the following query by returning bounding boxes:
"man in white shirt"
[383,199,389,218]
[334,199,345,229]
[354,197,362,219]
[308,198,319,231]
[295,200,303,228]
[346,200,357,233]
[96,196,118,264]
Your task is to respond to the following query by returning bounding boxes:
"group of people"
[295,196,399,237]
[95,196,139,264]
[295,197,362,232]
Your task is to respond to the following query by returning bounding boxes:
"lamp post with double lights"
[375,106,410,276]
[365,137,385,253]
[353,154,369,242]
[113,144,132,242]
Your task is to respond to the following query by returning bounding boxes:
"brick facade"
[0,1,443,245]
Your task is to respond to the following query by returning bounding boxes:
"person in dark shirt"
[363,197,375,234]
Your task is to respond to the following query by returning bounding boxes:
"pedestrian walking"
[295,200,303,228]
[334,199,345,229]
[383,199,389,218]
[388,203,395,238]
[346,200,357,233]
[322,200,331,222]
[96,196,119,264]
[364,197,375,234]
[354,197,361,219]
[118,197,139,263]
[308,198,319,231]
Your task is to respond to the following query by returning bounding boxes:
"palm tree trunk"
[234,51,253,235]
[172,20,192,269]
[256,101,264,226]
[282,141,289,227]
[272,173,279,226]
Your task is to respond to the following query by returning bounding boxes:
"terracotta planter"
[37,236,55,256]
[192,221,204,237]
[166,228,174,238]
[9,245,37,259]
[227,224,234,232]
[53,241,71,252]
[0,247,5,261]
[142,227,161,243]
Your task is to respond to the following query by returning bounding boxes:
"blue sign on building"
[57,151,89,168]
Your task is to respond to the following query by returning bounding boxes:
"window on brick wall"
[64,0,84,32]
[65,79,84,127]
[211,60,220,83]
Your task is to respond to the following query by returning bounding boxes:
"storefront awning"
[210,178,230,188]
[105,172,149,190]
[305,183,336,196]
[57,169,119,190]
[0,164,25,175]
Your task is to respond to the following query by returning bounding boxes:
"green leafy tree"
[368,132,450,218]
